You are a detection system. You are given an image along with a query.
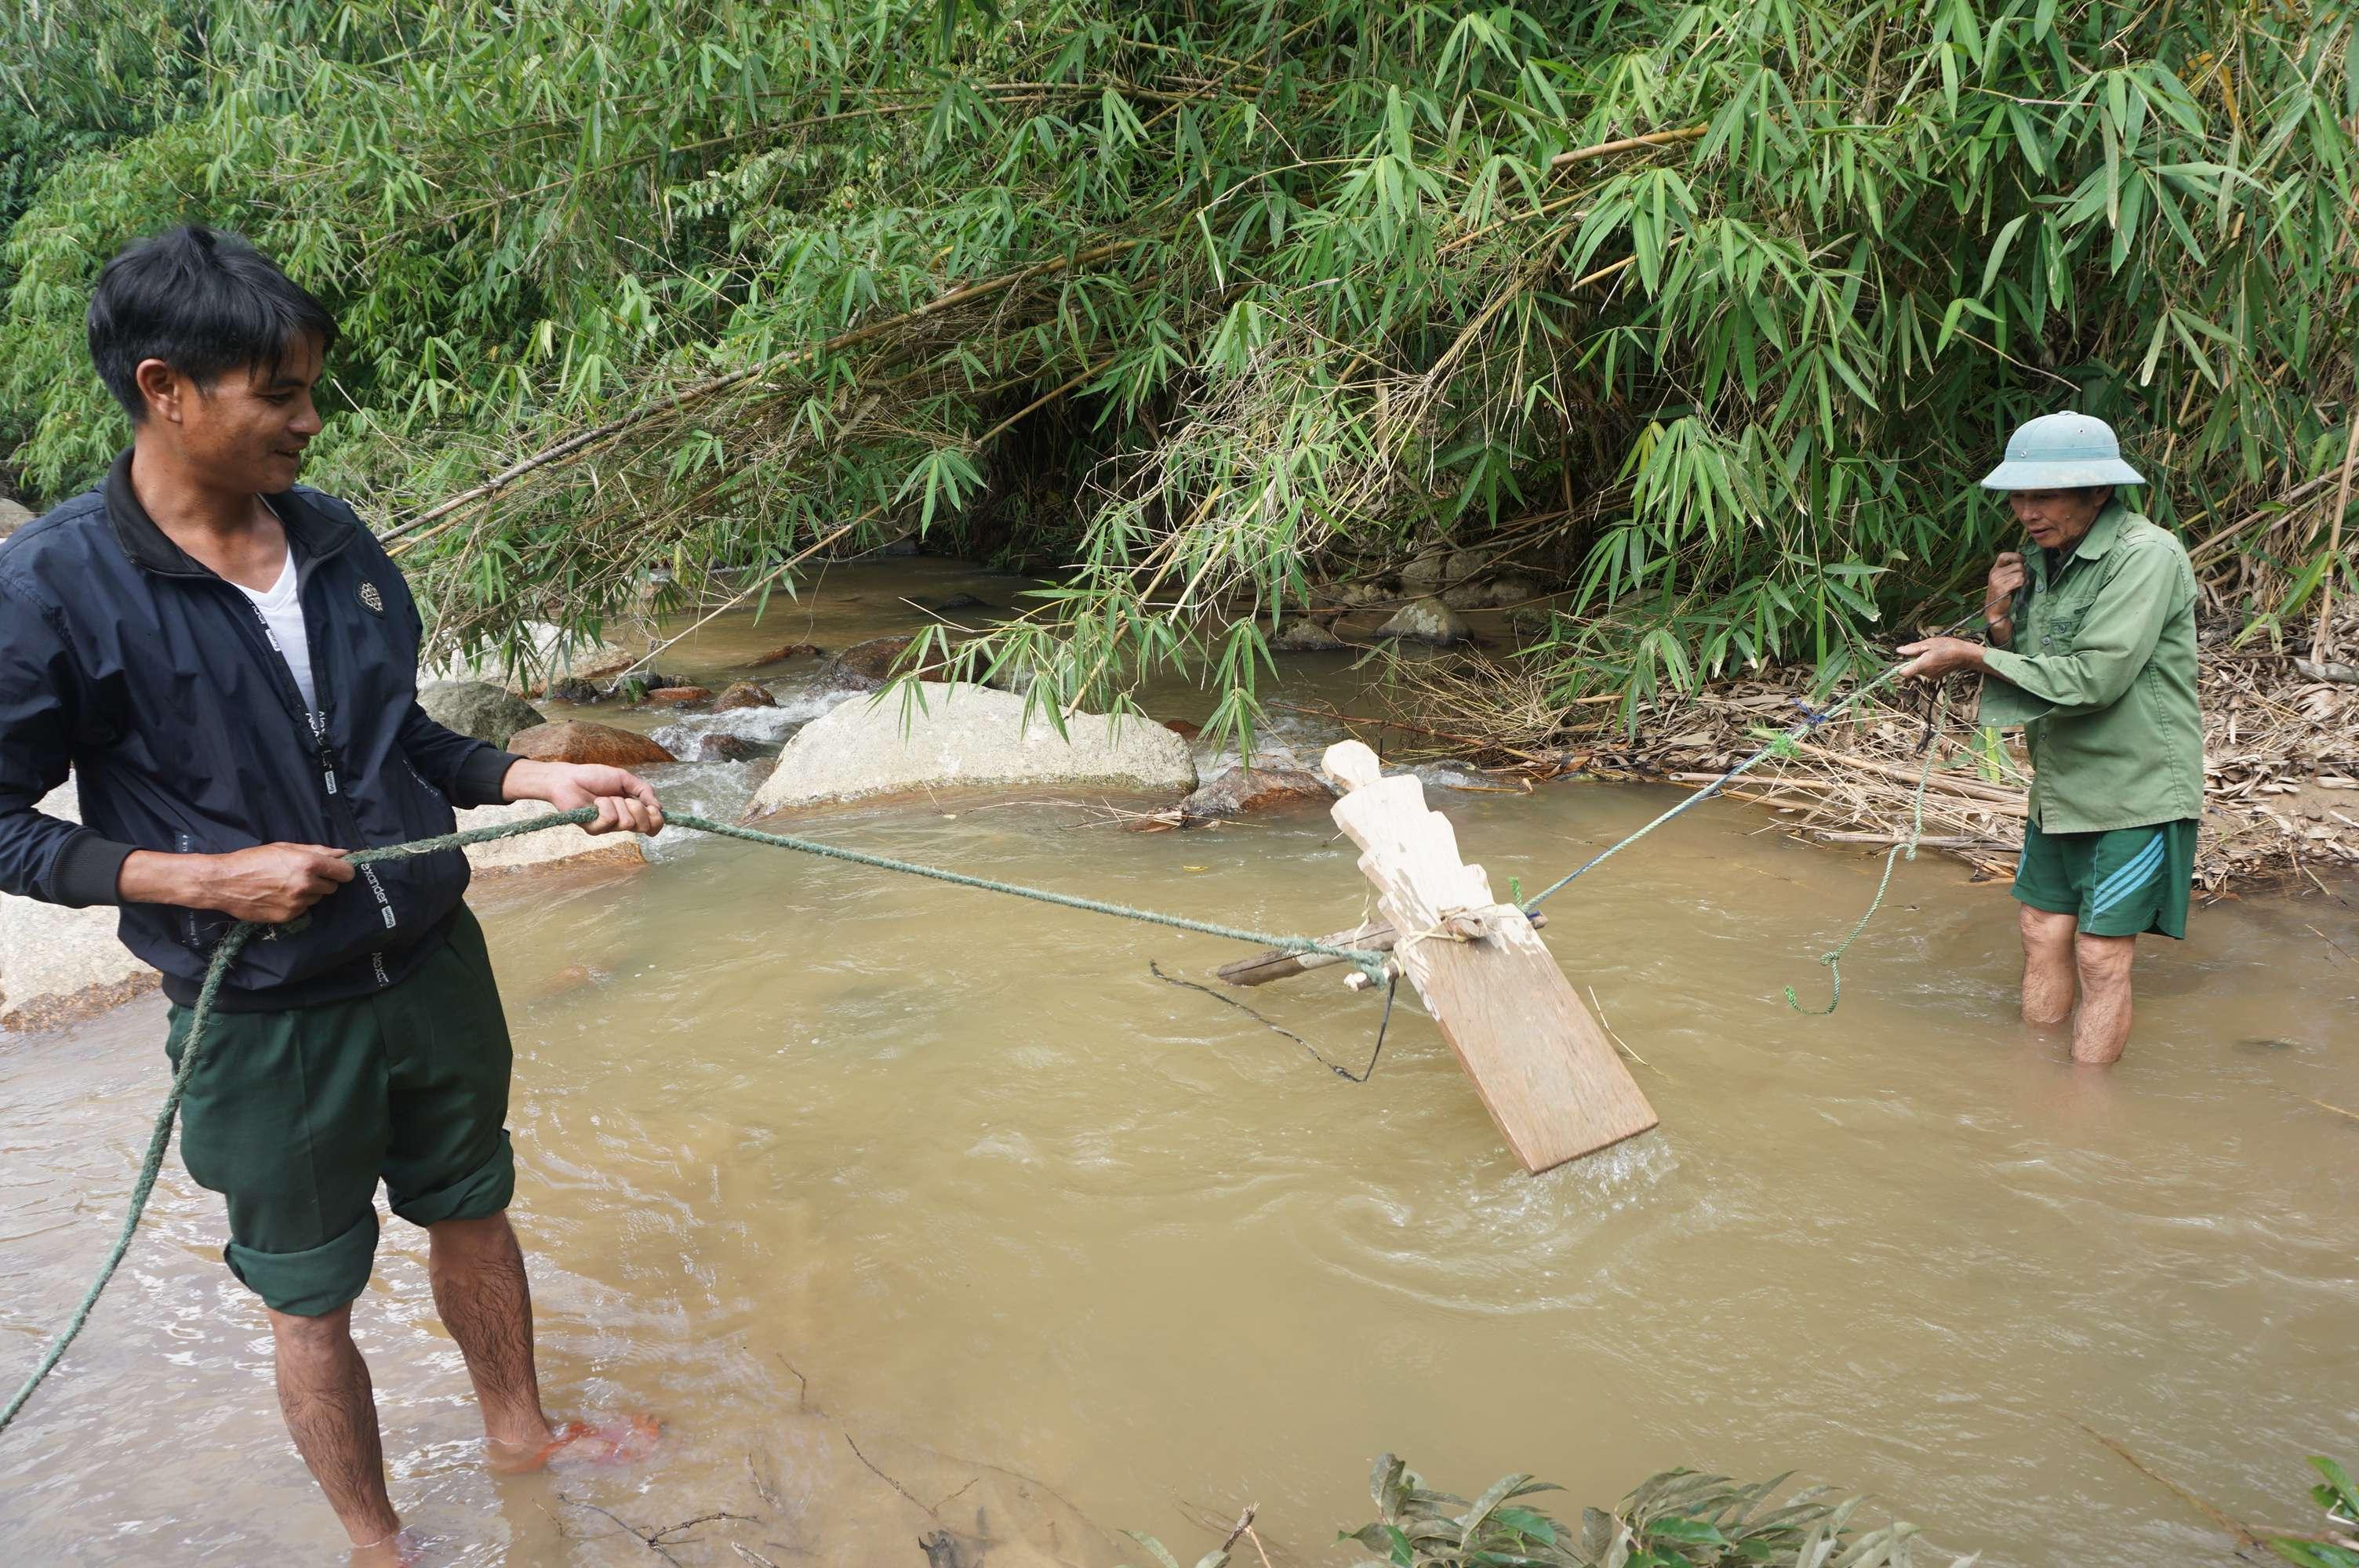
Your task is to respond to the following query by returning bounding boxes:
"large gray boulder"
[417,681,546,747]
[0,782,154,1030]
[0,497,34,538]
[747,681,1196,815]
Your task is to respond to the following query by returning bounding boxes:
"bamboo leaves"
[0,0,2350,699]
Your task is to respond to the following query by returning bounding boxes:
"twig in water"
[2308,924,2354,963]
[845,1428,936,1516]
[1221,1504,1261,1550]
[1587,986,1649,1067]
[2309,1098,2359,1125]
[776,1352,810,1408]
[560,1497,758,1566]
[748,1451,782,1508]
[1150,960,1395,1082]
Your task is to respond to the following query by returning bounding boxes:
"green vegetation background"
[1,0,2352,737]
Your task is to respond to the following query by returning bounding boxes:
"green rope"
[1,806,1390,1434]
[1783,723,1944,1016]
[1521,618,1975,913]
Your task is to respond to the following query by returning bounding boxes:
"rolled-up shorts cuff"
[389,1129,515,1229]
[226,1207,380,1317]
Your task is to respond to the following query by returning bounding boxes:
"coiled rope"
[1,806,1390,1433]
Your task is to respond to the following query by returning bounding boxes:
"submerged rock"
[1443,573,1539,611]
[506,720,675,767]
[747,681,1197,815]
[0,782,155,1029]
[823,634,950,690]
[1267,617,1349,653]
[1376,597,1472,645]
[698,732,761,762]
[1179,765,1336,822]
[751,641,826,666]
[713,681,778,712]
[417,681,547,747]
[930,593,998,613]
[1161,717,1203,742]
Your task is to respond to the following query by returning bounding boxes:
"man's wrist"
[115,848,208,910]
[500,757,547,803]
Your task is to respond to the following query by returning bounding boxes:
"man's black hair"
[86,225,337,421]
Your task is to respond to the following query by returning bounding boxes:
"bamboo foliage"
[0,2,2353,729]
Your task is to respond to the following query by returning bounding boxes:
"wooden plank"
[1322,740,1657,1172]
[1216,912,1549,987]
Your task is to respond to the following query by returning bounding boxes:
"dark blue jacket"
[0,452,519,1009]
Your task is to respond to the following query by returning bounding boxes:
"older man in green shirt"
[1895,412,2203,1064]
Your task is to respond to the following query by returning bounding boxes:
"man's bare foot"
[348,1526,427,1567]
[487,1413,662,1474]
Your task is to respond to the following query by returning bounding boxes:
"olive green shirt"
[1976,502,2204,833]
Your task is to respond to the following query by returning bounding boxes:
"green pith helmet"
[1979,411,2146,490]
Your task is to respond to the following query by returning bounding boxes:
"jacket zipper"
[231,580,404,980]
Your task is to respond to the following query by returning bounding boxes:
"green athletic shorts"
[163,906,516,1316]
[2012,818,2197,939]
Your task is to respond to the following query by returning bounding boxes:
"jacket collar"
[103,448,354,579]
[2071,499,2130,561]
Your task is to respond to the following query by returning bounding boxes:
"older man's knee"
[2074,931,2135,982]
[2019,904,2077,947]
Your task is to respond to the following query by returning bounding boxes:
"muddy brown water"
[3,560,2354,1566]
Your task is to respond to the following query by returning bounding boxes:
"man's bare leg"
[267,1303,402,1548]
[2071,932,2137,1065]
[2018,905,2077,1025]
[426,1213,555,1453]
[427,1211,660,1471]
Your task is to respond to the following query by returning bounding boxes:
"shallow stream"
[3,560,2354,1566]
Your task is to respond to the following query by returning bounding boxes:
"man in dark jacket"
[0,226,661,1560]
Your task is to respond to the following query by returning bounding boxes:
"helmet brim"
[1979,457,2146,490]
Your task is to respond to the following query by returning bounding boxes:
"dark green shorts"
[2012,818,2197,939]
[164,906,515,1316]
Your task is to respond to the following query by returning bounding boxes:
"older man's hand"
[1894,636,1986,681]
[503,759,665,835]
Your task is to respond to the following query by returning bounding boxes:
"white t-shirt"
[237,552,318,715]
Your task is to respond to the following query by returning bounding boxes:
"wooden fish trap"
[1216,740,1658,1173]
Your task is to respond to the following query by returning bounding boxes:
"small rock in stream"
[712,681,778,712]
[824,634,950,690]
[645,684,713,706]
[1178,765,1336,822]
[751,642,826,665]
[1267,618,1350,653]
[507,720,676,767]
[697,732,761,762]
